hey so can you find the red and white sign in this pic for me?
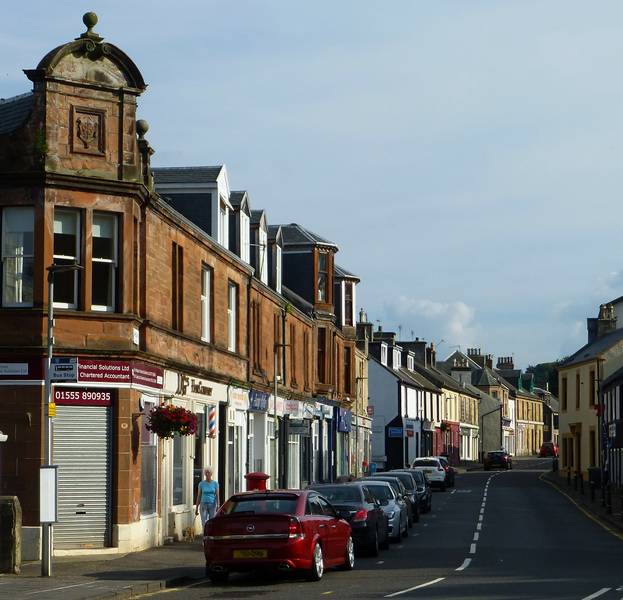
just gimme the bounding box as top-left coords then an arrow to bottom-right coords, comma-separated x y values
54,387 -> 114,406
130,362 -> 164,389
78,359 -> 130,384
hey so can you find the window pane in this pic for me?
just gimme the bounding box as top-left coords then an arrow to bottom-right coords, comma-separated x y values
2,257 -> 34,306
53,258 -> 77,305
3,207 -> 34,256
92,261 -> 113,307
54,211 -> 78,258
140,445 -> 157,514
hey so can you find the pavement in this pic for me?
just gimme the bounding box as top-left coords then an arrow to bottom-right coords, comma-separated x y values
3,456 -> 623,599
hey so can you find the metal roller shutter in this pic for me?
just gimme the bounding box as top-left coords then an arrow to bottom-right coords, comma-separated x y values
53,405 -> 112,549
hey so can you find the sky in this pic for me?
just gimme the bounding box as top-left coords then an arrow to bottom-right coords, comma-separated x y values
2,1 -> 623,368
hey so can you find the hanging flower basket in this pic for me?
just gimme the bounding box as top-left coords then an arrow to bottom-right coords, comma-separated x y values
146,404 -> 197,439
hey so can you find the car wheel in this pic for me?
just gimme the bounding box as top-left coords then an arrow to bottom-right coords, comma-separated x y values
208,570 -> 229,585
339,536 -> 355,570
367,530 -> 379,557
307,543 -> 324,581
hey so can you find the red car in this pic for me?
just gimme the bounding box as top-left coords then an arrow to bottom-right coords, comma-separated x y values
203,490 -> 354,583
539,442 -> 559,457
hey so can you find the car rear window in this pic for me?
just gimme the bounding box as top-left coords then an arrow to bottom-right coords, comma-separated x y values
223,495 -> 298,515
488,452 -> 505,457
310,487 -> 361,503
365,484 -> 395,501
390,473 -> 415,490
412,460 -> 438,467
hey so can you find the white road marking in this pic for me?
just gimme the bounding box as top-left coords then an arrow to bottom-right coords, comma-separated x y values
456,558 -> 472,571
377,560 -> 385,565
476,522 -> 482,531
451,489 -> 456,495
26,582 -> 97,595
473,532 -> 480,541
581,589 -> 611,600
385,578 -> 446,597
481,502 -> 486,508
478,514 -> 483,522
479,508 -> 485,514
470,543 -> 477,554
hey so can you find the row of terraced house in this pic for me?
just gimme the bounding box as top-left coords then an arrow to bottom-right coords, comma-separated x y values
0,15 -> 553,561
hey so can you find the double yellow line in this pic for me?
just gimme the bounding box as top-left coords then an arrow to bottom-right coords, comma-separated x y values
539,472 -> 623,542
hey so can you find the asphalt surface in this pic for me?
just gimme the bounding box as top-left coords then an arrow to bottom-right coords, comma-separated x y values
137,458 -> 623,600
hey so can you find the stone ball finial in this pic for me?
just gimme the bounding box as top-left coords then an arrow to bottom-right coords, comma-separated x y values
83,12 -> 98,32
136,119 -> 150,139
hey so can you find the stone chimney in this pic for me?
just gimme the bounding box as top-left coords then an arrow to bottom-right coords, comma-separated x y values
356,308 -> 373,348
426,343 -> 437,368
450,355 -> 472,385
467,348 -> 493,369
399,339 -> 428,366
496,356 -> 514,371
587,303 -> 617,343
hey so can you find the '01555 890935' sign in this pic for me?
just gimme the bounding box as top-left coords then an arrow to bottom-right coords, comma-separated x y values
53,388 -> 114,406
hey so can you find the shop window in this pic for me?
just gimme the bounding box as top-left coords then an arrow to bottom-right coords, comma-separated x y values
172,434 -> 185,505
201,265 -> 212,342
1,206 -> 34,307
288,434 -> 300,488
91,213 -> 118,311
228,281 -> 238,352
140,399 -> 157,515
193,411 -> 206,500
53,209 -> 80,308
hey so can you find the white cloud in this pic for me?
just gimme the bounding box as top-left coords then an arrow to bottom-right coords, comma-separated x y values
384,296 -> 478,350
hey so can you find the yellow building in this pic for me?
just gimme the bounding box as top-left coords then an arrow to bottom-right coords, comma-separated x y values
559,305 -> 623,479
515,390 -> 544,456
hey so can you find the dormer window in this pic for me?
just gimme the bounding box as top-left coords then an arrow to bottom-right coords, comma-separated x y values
344,281 -> 354,326
393,348 -> 401,370
240,212 -> 250,263
258,225 -> 268,285
218,198 -> 229,247
275,245 -> 282,294
317,252 -> 328,302
380,343 -> 388,366
407,355 -> 414,371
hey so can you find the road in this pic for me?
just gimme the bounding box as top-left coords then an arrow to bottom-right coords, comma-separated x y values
141,458 -> 623,600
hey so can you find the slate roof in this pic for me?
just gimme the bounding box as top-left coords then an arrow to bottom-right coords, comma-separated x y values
399,367 -> 441,393
0,92 -> 34,135
152,166 -> 223,184
281,285 -> 313,315
250,209 -> 265,225
561,327 -> 623,368
370,356 -> 441,392
229,191 -> 248,209
268,224 -> 282,242
473,368 -> 500,388
334,264 -> 360,282
278,223 -> 338,249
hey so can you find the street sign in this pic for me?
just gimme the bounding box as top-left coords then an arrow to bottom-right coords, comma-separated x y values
50,357 -> 77,381
388,427 -> 403,438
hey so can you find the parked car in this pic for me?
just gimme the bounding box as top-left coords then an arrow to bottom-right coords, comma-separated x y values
435,456 -> 456,487
307,483 -> 389,556
203,490 -> 354,583
539,442 -> 559,457
411,458 -> 448,490
393,469 -> 432,513
364,474 -> 419,526
361,480 -> 408,542
385,471 -> 422,522
484,450 -> 513,470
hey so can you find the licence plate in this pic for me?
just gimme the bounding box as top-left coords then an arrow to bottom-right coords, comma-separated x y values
233,549 -> 267,559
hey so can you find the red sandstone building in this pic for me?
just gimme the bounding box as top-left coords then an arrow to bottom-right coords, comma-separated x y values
0,13 -> 366,558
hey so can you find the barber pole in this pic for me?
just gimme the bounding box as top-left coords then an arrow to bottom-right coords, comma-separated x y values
208,405 -> 217,438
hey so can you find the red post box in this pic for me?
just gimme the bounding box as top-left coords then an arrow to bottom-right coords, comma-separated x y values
245,472 -> 270,491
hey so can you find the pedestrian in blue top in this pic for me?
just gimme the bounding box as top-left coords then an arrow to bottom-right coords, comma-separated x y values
195,467 -> 219,527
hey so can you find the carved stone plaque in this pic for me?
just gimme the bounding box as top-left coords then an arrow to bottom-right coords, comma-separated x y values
70,106 -> 105,156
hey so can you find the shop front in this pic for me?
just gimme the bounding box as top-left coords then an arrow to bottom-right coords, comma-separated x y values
226,386 -> 249,497
162,371 -> 224,541
460,425 -> 479,462
335,407 -> 352,478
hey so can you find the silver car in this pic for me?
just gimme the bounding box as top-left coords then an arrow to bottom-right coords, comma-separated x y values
362,480 -> 408,542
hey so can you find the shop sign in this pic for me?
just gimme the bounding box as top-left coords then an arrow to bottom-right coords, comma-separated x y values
78,359 -> 130,383
337,408 -> 352,433
0,362 -> 28,376
131,362 -> 163,389
51,357 -> 77,381
289,418 -> 311,436
285,399 -> 303,418
249,390 -> 269,412
54,387 -> 114,406
405,420 -> 415,430
388,427 -> 403,438
367,405 -> 374,417
230,387 -> 249,411
422,420 -> 435,432
0,358 -> 43,380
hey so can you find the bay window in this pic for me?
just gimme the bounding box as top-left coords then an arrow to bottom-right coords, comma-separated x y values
1,207 -> 34,307
92,213 -> 117,311
53,209 -> 80,308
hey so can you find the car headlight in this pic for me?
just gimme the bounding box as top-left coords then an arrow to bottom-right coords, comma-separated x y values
387,511 -> 395,519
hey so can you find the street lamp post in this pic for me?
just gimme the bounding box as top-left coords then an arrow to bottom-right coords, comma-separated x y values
42,262 -> 83,577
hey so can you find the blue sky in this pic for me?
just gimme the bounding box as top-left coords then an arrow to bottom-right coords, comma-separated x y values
3,2 -> 623,368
